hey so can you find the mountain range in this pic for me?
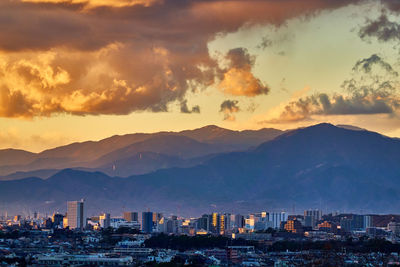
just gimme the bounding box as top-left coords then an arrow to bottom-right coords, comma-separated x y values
0,125 -> 283,179
0,123 -> 399,216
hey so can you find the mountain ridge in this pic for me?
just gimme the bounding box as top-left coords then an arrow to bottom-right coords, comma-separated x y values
0,125 -> 284,178
1,123 -> 399,216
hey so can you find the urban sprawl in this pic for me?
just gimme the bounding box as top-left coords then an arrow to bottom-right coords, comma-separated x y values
2,200 -> 400,266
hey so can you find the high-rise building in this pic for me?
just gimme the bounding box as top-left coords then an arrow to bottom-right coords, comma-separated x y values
63,217 -> 68,228
363,215 -> 373,230
340,215 -> 367,232
245,216 -> 255,231
211,212 -> 220,233
224,213 -> 232,232
304,210 -> 322,228
304,210 -> 322,220
123,212 -> 138,222
219,214 -> 226,234
52,213 -> 64,228
99,213 -> 111,228
352,215 -> 364,230
284,219 -> 303,234
340,218 -> 353,232
197,215 -> 210,232
235,214 -> 245,228
165,216 -> 179,234
153,213 -> 163,224
67,200 -> 85,230
142,211 -> 153,233
269,212 -> 287,229
14,215 -> 21,222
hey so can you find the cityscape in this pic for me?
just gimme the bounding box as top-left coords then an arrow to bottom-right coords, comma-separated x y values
3,0 -> 400,266
2,199 -> 400,265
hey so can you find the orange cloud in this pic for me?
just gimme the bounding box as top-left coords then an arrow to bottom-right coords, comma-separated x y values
21,0 -> 160,8
0,0 -> 365,118
218,48 -> 269,97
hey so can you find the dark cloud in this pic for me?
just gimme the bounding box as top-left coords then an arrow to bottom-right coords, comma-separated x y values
180,100 -> 200,114
381,0 -> 400,13
359,13 -> 400,43
353,54 -> 398,75
220,99 -> 240,121
357,0 -> 400,43
226,48 -> 256,69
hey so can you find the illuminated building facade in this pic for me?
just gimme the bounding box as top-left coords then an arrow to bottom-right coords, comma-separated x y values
67,200 -> 85,230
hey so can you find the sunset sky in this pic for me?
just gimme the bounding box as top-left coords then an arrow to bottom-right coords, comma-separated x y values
1,0 -> 400,152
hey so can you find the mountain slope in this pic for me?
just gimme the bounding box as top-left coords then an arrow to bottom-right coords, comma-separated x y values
0,149 -> 36,166
0,126 -> 283,178
1,123 -> 398,215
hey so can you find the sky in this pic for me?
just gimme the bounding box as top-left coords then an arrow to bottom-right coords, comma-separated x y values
1,0 -> 400,152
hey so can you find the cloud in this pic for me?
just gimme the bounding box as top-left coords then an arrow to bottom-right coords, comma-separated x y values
21,0 -> 160,9
0,0 -> 366,118
257,36 -> 273,50
265,93 -> 398,124
353,54 -> 398,75
359,13 -> 400,43
220,100 -> 240,121
264,55 -> 400,124
180,100 -> 200,114
219,48 -> 269,97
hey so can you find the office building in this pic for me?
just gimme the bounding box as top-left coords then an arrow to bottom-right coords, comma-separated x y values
153,212 -> 163,224
67,200 -> 85,230
52,213 -> 64,228
235,214 -> 245,229
197,215 -> 210,232
284,219 -> 303,234
211,212 -> 219,233
219,214 -> 226,234
142,211 -> 153,233
269,212 -> 287,229
165,217 -> 179,234
363,215 -> 373,230
99,213 -> 111,228
123,212 -> 138,222
304,210 -> 322,228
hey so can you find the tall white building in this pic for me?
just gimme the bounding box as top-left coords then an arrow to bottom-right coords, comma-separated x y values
304,210 -> 323,228
269,212 -> 287,229
67,200 -> 85,230
363,215 -> 372,230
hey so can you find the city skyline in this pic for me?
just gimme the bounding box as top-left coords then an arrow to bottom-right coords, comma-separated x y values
1,1 -> 400,265
1,0 -> 400,152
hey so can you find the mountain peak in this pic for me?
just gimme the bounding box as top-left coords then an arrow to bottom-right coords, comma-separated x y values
192,125 -> 230,132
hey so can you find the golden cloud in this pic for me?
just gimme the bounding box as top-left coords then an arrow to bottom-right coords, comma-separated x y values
0,0 -> 365,118
21,0 -> 160,8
